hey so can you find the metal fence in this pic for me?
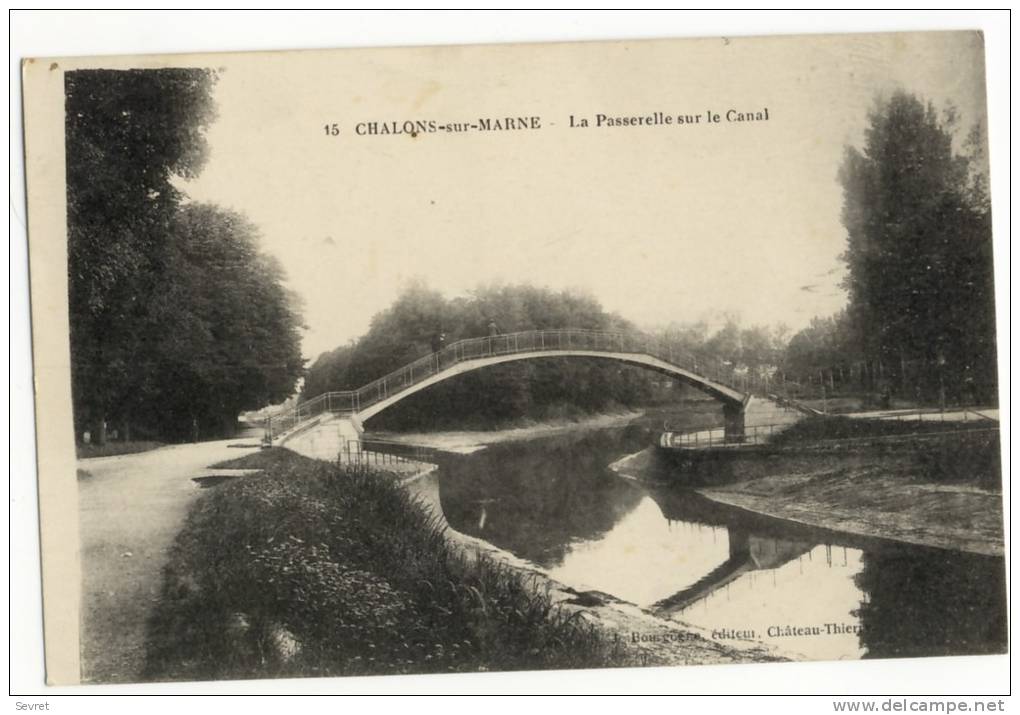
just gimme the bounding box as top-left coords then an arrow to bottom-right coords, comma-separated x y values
878,408 -> 997,424
660,423 -> 789,449
660,407 -> 998,450
268,328 -> 805,440
341,437 -> 440,466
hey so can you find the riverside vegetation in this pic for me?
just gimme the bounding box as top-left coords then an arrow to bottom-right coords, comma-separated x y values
143,448 -> 625,681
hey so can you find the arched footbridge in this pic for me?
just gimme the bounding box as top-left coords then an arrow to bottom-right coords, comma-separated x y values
267,328 -> 815,448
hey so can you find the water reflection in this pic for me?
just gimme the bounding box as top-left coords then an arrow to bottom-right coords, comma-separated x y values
439,428 -> 647,567
545,498 -> 732,606
436,428 -> 1007,661
853,549 -> 1008,659
666,540 -> 869,660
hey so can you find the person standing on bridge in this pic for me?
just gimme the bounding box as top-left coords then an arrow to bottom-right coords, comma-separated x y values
431,331 -> 446,371
486,319 -> 500,355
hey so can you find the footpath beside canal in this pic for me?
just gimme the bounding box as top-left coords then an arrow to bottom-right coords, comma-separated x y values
77,432 -> 264,683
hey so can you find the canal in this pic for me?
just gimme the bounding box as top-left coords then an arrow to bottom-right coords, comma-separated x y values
433,427 -> 1008,662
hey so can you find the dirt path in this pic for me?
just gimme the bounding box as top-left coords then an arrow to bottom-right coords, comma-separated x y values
77,432 -> 262,683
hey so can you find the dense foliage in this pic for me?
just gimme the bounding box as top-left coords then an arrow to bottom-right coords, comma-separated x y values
783,92 -> 997,404
65,69 -> 303,442
303,283 -> 677,430
143,449 -> 624,680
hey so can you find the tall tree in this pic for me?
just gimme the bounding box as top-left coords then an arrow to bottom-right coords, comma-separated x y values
838,91 -> 996,403
65,68 -> 217,442
65,70 -> 304,442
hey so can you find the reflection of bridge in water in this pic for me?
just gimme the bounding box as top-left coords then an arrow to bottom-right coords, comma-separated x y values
651,530 -> 814,615
271,328 -> 815,458
642,488 -> 820,616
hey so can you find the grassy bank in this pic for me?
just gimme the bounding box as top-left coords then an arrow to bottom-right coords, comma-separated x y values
143,448 -> 624,681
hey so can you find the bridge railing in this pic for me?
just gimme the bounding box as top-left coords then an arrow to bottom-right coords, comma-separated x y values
342,437 -> 443,465
268,328 -> 801,440
660,423 -> 789,449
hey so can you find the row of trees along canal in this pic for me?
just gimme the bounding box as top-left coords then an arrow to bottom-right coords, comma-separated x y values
67,69 -> 304,444
304,91 -> 998,423
791,91 -> 996,407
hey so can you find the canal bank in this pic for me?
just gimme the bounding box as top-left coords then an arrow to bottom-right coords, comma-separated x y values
610,427 -> 1003,557
400,460 -> 784,666
143,448 -> 633,680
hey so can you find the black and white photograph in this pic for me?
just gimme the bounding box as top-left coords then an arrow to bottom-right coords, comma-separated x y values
15,16 -> 1008,698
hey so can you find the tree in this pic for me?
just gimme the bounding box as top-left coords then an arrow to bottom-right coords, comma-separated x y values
703,316 -> 742,364
661,320 -> 709,356
65,69 -> 304,442
141,205 -> 305,439
66,68 -> 217,442
782,311 -> 861,393
838,91 -> 997,404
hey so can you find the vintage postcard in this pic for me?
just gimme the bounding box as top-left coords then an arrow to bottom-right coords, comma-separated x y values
22,30 -> 1005,688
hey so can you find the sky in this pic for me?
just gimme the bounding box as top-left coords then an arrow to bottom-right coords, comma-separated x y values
179,31 -> 988,360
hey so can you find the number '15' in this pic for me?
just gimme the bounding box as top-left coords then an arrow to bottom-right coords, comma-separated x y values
324,123 -> 340,136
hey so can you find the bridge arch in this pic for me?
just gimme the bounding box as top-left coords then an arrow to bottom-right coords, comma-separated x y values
269,329 -> 797,445
356,349 -> 746,423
